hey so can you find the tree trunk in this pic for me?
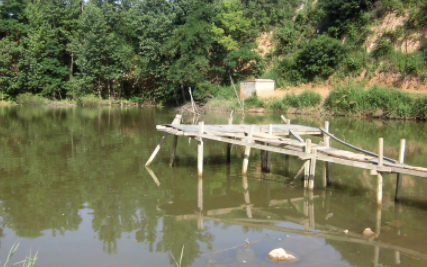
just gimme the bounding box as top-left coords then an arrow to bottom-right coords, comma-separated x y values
69,53 -> 73,81
98,78 -> 101,99
181,83 -> 187,102
108,81 -> 111,105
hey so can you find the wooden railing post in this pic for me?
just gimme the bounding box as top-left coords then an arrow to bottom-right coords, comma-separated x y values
377,138 -> 384,206
304,139 -> 312,188
197,122 -> 204,177
242,126 -> 254,174
395,139 -> 406,202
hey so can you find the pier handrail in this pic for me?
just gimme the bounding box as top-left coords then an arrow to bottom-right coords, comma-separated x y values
320,128 -> 396,164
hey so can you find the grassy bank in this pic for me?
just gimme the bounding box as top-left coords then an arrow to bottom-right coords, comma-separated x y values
205,83 -> 427,119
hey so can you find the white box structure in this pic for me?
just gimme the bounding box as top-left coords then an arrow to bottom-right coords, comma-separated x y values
240,79 -> 275,99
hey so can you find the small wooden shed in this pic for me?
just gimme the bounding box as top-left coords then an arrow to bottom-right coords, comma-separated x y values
240,79 -> 275,99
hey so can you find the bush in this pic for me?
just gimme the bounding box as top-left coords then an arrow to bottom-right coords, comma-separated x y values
295,35 -> 346,81
268,98 -> 289,112
324,84 -> 427,118
260,70 -> 285,88
283,90 -> 322,108
16,93 -> 48,105
77,95 -> 102,106
244,96 -> 265,108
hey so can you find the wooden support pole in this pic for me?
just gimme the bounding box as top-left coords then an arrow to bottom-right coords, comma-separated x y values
308,190 -> 315,229
242,126 -> 255,174
309,149 -> 317,189
323,121 -> 330,147
169,115 -> 182,167
145,133 -> 169,167
377,138 -> 384,206
226,117 -> 233,163
265,124 -> 273,172
395,139 -> 406,202
198,122 -> 204,177
242,175 -> 252,218
281,115 -> 291,124
146,115 -> 181,167
304,139 -> 312,188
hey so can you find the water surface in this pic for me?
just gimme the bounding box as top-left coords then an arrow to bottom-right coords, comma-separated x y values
1,106 -> 427,266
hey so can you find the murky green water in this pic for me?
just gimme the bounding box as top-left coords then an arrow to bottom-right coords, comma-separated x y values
1,106 -> 427,266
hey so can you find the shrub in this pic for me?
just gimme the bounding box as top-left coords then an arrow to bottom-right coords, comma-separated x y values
295,35 -> 346,81
268,98 -> 288,112
244,96 -> 265,108
323,84 -> 427,118
16,93 -> 48,105
77,95 -> 102,106
283,90 -> 322,108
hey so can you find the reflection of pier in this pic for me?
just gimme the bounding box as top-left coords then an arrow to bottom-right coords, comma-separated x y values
146,115 -> 427,205
146,167 -> 427,264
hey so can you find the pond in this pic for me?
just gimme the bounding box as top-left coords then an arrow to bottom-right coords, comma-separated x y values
1,106 -> 427,266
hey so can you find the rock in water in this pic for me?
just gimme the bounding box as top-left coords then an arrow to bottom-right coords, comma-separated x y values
268,248 -> 297,263
363,228 -> 376,237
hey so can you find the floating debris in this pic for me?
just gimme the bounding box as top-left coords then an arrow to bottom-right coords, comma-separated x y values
363,228 -> 376,237
268,248 -> 297,263
343,230 -> 349,234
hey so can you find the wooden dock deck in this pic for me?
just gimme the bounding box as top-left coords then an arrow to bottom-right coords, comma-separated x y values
146,114 -> 427,205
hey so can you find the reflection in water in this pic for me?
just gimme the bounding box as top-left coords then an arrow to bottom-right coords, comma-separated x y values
1,106 -> 427,266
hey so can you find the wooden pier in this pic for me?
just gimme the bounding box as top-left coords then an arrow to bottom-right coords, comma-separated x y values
146,114 -> 427,205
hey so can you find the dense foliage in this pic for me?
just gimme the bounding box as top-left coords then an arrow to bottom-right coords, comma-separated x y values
1,0 -> 426,104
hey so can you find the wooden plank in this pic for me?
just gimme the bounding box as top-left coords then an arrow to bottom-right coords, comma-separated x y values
290,129 -> 304,143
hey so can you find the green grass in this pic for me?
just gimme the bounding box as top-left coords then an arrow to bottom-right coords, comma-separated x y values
1,241 -> 38,267
283,90 -> 322,108
76,95 -> 102,107
16,93 -> 49,105
324,83 -> 427,119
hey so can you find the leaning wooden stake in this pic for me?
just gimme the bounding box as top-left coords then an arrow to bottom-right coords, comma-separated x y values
198,122 -> 204,176
242,125 -> 255,174
280,115 -> 290,124
377,138 -> 384,206
304,139 -> 312,188
395,139 -> 406,202
145,133 -> 169,167
146,115 -> 181,167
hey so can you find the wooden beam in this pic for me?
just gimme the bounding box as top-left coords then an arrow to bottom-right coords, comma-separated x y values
242,126 -> 254,174
290,129 -> 304,143
169,115 -> 182,167
395,139 -> 406,201
146,115 -> 181,167
198,122 -> 204,176
378,138 -> 384,206
304,139 -> 312,188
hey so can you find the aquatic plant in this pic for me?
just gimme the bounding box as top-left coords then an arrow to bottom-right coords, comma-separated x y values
170,245 -> 184,267
1,241 -> 38,267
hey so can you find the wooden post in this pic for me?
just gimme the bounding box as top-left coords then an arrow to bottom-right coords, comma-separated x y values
197,122 -> 204,177
169,115 -> 182,167
309,149 -> 317,189
266,124 -> 272,172
395,139 -> 406,202
226,117 -> 233,163
377,138 -> 384,206
281,115 -> 290,124
145,133 -> 169,167
323,121 -> 331,186
243,175 -> 252,218
304,139 -> 312,188
242,126 -> 254,174
323,121 -> 330,147
197,176 -> 203,230
145,115 -> 181,167
308,190 -> 315,229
